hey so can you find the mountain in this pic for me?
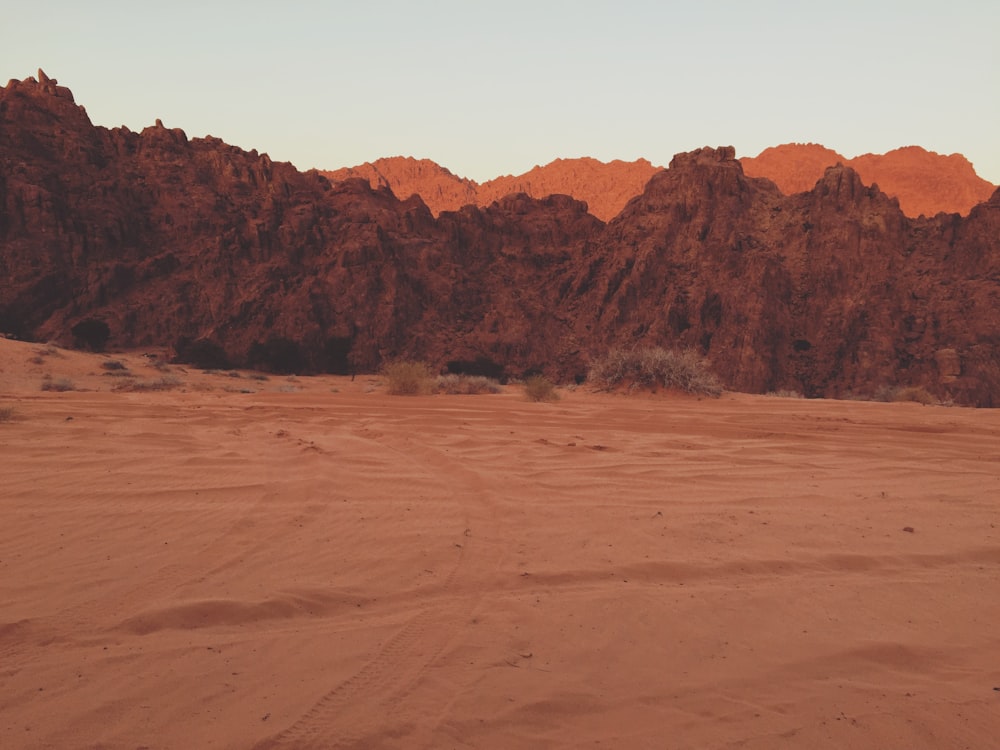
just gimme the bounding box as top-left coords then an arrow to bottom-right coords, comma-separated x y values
327,146 -> 996,221
322,156 -> 661,222
3,72 -> 1000,405
742,143 -> 996,217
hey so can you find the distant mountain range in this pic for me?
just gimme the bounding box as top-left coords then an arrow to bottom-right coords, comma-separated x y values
323,145 -> 995,221
3,71 -> 999,405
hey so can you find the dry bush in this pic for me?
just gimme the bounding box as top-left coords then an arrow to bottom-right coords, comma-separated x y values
524,375 -> 559,402
588,347 -> 722,396
766,389 -> 805,399
41,377 -> 75,392
0,405 -> 15,423
873,385 -> 937,405
893,386 -> 937,405
101,359 -> 127,371
114,374 -> 183,392
383,360 -> 433,395
435,374 -> 502,395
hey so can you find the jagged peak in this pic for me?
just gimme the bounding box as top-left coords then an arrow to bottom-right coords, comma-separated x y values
668,146 -> 738,170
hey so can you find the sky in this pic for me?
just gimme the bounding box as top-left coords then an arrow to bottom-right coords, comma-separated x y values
3,0 -> 999,183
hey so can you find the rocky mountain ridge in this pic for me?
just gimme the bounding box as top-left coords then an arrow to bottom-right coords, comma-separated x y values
322,156 -> 661,222
325,146 -> 995,221
3,71 -> 999,405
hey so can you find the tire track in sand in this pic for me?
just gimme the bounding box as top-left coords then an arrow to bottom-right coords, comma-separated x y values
253,408 -> 508,750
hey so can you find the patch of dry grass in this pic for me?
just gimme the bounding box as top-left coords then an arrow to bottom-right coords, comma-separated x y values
434,374 -> 503,395
113,375 -> 183,392
383,360 -> 433,395
524,375 -> 559,402
588,347 -> 722,397
41,377 -> 76,392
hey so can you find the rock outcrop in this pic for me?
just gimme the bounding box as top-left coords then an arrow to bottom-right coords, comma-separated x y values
742,143 -> 997,217
3,74 -> 999,405
322,156 -> 661,222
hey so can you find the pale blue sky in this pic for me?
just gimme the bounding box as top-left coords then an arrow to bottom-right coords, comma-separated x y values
4,1 -> 998,183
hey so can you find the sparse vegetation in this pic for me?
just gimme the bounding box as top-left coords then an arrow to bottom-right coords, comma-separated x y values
766,389 -> 805,399
434,374 -> 503,395
0,405 -> 15,423
101,359 -> 127,371
524,374 -> 559,402
588,347 -> 722,397
41,377 -> 76,392
383,360 -> 433,395
876,385 -> 937,405
114,374 -> 183,392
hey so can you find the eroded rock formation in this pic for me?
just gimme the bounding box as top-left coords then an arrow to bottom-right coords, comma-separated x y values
323,156 -> 661,222
742,143 -> 996,218
3,74 -> 999,404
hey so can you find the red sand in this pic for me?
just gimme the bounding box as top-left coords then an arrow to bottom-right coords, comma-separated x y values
2,339 -> 999,749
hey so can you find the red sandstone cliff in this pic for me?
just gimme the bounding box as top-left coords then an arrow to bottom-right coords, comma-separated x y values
328,146 -> 995,221
323,156 -> 660,222
4,72 -> 1000,405
742,143 -> 996,217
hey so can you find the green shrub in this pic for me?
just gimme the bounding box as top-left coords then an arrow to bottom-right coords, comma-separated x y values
383,360 -> 433,395
434,374 -> 502,395
588,347 -> 722,396
524,375 -> 559,402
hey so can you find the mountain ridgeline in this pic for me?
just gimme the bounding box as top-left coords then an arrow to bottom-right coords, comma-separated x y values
2,72 -> 999,404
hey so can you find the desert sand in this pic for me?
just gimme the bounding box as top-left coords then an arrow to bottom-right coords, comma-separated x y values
1,338 -> 999,749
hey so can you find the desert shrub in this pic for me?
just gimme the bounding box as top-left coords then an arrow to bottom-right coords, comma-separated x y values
524,375 -> 559,402
71,318 -> 110,351
41,377 -> 75,392
434,374 -> 503,395
115,375 -> 182,392
588,347 -> 722,396
383,360 -> 433,395
101,359 -> 127,371
766,389 -> 804,398
893,386 -> 937,405
0,405 -> 15,423
872,385 -> 937,405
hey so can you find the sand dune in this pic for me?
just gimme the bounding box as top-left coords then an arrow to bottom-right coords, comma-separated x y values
2,339 -> 999,749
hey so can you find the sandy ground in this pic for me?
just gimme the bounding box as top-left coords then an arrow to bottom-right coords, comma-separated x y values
1,338 -> 999,750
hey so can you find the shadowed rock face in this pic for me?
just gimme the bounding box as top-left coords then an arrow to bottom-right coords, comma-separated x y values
2,74 -> 999,405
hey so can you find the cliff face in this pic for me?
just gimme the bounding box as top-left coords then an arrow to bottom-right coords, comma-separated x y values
742,143 -> 997,218
570,147 -> 1000,404
327,145 -> 996,222
3,73 -> 999,405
